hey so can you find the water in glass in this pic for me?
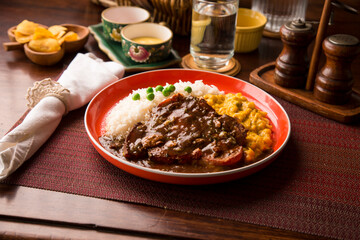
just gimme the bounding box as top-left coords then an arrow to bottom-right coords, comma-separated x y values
190,0 -> 238,69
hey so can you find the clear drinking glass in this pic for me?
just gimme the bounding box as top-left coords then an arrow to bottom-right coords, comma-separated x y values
190,0 -> 239,70
251,0 -> 308,33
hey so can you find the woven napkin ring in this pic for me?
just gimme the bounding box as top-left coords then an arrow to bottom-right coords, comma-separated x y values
26,78 -> 71,115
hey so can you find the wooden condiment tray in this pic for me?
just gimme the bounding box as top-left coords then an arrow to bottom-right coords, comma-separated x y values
249,62 -> 360,123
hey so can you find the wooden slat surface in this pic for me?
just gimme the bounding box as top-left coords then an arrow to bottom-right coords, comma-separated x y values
0,184 -> 328,240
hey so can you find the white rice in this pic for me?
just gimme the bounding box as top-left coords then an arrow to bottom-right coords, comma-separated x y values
104,80 -> 223,140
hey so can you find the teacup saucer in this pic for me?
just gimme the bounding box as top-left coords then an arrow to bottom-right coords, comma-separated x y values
88,23 -> 182,72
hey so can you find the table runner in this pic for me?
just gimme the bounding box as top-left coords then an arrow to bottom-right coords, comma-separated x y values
1,97 -> 359,240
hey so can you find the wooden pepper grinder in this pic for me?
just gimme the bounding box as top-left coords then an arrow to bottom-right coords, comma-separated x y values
275,19 -> 315,88
314,34 -> 360,105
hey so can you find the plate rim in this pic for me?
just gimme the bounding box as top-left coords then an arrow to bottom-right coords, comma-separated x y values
84,69 -> 291,179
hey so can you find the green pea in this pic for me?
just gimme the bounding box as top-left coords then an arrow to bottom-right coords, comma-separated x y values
132,93 -> 140,100
162,89 -> 171,97
146,93 -> 155,101
146,87 -> 154,93
168,84 -> 176,92
155,85 -> 164,92
184,86 -> 192,93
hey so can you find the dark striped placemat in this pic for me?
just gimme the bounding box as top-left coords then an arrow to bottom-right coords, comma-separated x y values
2,98 -> 360,240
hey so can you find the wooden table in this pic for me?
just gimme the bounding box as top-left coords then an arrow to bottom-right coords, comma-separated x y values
1,0 -> 359,239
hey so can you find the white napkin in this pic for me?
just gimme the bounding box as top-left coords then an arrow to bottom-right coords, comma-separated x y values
0,53 -> 124,180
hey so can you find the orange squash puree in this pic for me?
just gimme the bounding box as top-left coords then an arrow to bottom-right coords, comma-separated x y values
204,93 -> 273,163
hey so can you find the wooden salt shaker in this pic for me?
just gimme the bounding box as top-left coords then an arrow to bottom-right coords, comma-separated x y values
314,34 -> 360,105
275,19 -> 314,88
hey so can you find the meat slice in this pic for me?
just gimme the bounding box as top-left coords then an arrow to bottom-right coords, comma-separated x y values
123,93 -> 247,166
122,122 -> 148,159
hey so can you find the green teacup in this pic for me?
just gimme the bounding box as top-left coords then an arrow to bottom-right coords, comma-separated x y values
121,23 -> 173,63
101,6 -> 150,42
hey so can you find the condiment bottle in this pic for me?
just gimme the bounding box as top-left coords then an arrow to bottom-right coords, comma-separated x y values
314,34 -> 360,105
275,19 -> 314,88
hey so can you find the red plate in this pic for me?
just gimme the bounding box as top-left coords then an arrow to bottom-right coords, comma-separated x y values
85,69 -> 291,185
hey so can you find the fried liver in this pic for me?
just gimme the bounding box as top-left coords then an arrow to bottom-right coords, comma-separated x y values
123,94 -> 247,166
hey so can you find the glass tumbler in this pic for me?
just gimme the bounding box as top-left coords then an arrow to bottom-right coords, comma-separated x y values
252,0 -> 308,33
190,0 -> 239,70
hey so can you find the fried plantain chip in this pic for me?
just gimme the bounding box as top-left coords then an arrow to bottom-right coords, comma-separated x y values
28,38 -> 61,52
58,31 -> 78,44
16,20 -> 38,36
56,30 -> 67,39
32,27 -> 56,40
14,31 -> 33,43
48,25 -> 68,38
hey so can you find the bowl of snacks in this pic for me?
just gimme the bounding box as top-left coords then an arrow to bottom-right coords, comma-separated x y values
7,20 -> 47,43
120,22 -> 173,63
4,20 -> 88,65
24,33 -> 65,66
53,24 -> 89,53
5,20 -> 48,50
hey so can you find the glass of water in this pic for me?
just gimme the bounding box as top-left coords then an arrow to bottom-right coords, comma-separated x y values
190,0 -> 239,70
